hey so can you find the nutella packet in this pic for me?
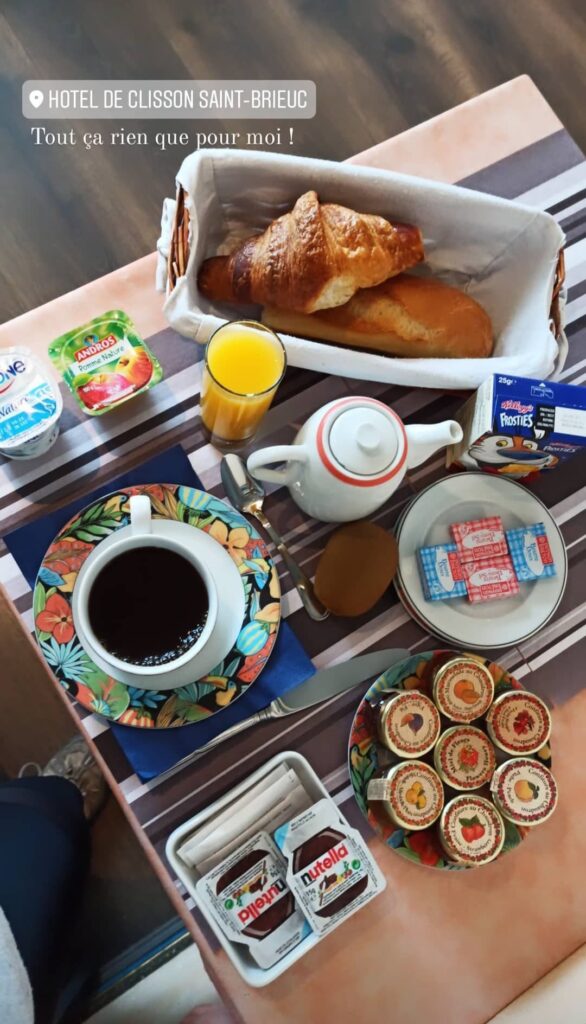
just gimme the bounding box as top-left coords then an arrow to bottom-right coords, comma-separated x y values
196,831 -> 310,970
274,799 -> 386,937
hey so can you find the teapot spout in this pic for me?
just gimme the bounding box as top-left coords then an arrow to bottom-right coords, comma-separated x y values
405,420 -> 463,470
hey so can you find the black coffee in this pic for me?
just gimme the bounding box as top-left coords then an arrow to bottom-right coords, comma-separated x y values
88,547 -> 209,666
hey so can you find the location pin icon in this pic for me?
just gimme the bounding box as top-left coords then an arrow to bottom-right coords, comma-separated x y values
29,90 -> 44,109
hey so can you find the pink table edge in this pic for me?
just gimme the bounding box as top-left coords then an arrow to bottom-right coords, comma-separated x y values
0,75 -> 578,1024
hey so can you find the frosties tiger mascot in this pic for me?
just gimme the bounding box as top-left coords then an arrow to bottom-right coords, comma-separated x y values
446,376 -> 584,479
468,434 -> 559,476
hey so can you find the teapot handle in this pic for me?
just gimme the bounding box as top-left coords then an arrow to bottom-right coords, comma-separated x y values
247,445 -> 307,486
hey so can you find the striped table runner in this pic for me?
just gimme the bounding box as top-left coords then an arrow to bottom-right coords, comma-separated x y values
104,127 -> 586,874
1,81 -> 585,1023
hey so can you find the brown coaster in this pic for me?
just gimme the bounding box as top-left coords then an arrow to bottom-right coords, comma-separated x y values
314,520 -> 398,617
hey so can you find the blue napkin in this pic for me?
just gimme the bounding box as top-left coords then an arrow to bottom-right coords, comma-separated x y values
116,621 -> 312,780
4,445 -> 315,781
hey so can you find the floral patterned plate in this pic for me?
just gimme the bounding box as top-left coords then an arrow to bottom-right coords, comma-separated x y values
34,484 -> 280,728
348,650 -> 552,869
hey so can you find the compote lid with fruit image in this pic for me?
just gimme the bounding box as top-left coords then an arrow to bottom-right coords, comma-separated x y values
376,690 -> 441,758
367,761 -> 444,831
439,794 -> 505,866
486,691 -> 551,755
433,725 -> 496,791
491,759 -> 558,826
48,309 -> 163,416
432,656 -> 494,722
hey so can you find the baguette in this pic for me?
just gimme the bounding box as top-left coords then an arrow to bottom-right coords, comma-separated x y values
263,274 -> 493,359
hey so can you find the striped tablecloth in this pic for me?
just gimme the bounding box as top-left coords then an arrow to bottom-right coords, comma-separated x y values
1,77 -> 585,1024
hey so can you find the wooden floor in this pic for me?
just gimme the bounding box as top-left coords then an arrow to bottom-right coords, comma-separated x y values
1,0 -> 586,1003
1,0 -> 586,320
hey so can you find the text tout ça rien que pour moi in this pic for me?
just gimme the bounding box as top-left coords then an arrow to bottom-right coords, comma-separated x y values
30,126 -> 295,151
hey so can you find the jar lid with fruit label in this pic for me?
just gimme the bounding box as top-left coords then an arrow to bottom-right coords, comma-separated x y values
432,657 -> 494,722
491,759 -> 558,826
433,726 -> 496,791
486,691 -> 551,755
367,761 -> 444,831
439,794 -> 505,866
376,690 -> 441,758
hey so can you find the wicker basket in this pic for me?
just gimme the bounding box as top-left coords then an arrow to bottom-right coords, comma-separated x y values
167,184 -> 566,345
167,185 -> 191,290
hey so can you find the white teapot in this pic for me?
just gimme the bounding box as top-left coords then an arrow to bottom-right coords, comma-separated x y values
247,396 -> 463,523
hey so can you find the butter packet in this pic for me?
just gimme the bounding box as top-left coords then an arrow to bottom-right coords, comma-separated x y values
460,554 -> 520,603
195,831 -> 309,970
48,310 -> 162,415
451,515 -> 508,563
505,523 -> 556,582
417,542 -> 467,601
274,799 -> 386,937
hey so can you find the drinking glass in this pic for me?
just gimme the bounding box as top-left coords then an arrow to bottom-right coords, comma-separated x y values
200,320 -> 287,448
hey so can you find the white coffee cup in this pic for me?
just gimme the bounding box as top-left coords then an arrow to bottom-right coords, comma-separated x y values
73,495 -> 220,690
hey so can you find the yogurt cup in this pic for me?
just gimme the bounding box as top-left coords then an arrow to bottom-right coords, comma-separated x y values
0,348 -> 62,459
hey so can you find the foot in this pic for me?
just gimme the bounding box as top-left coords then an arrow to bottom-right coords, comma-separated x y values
41,736 -> 108,821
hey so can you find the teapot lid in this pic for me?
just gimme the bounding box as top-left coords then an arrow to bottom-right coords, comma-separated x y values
318,397 -> 407,485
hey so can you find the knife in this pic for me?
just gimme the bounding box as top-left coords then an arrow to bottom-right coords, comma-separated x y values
157,647 -> 409,781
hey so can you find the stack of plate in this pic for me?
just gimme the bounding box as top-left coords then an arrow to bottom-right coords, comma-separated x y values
394,474 -> 567,650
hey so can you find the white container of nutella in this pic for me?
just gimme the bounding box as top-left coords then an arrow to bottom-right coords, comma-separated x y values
0,348 -> 62,459
166,751 -> 389,987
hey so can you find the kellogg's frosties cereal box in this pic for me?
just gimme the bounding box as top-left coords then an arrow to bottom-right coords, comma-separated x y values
49,310 -> 162,415
447,375 -> 586,478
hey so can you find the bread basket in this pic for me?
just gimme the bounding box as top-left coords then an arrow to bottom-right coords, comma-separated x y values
157,149 -> 567,389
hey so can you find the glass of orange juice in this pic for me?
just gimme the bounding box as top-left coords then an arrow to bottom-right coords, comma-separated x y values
200,320 -> 286,448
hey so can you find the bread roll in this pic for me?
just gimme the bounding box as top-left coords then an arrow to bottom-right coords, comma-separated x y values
263,274 -> 493,359
198,191 -> 424,314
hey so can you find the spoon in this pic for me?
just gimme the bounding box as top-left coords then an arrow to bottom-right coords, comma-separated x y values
220,454 -> 329,621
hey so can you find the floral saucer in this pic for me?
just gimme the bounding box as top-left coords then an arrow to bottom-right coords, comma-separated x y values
34,484 -> 280,728
348,650 -> 552,869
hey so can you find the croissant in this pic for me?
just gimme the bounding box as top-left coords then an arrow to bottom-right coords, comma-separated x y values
197,190 -> 424,314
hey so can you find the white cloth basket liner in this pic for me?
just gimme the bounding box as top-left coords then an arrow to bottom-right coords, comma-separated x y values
157,148 -> 566,389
